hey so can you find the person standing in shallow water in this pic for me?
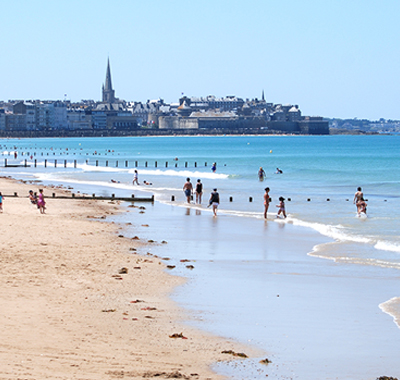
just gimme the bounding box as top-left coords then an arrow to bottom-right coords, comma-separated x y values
195,179 -> 203,204
263,187 -> 270,219
208,188 -> 220,216
132,170 -> 139,185
276,196 -> 286,218
211,162 -> 217,173
183,178 -> 193,203
353,187 -> 363,213
258,167 -> 266,181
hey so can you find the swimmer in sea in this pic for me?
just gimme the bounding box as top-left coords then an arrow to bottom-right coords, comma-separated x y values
258,167 -> 266,181
211,162 -> 217,173
357,197 -> 367,215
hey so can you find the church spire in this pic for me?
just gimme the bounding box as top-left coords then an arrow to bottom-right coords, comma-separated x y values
261,89 -> 265,102
102,58 -> 115,103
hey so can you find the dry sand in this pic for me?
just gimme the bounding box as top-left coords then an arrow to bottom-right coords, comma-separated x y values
0,177 -> 258,380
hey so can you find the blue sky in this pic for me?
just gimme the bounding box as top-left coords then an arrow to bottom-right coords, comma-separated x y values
1,0 -> 399,120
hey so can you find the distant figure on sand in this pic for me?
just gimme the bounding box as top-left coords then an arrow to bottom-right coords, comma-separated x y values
37,189 -> 46,214
258,167 -> 266,181
353,187 -> 364,213
357,197 -> 367,215
276,196 -> 286,218
132,170 -> 139,185
211,162 -> 217,173
0,192 -> 3,212
263,187 -> 270,219
195,179 -> 203,204
29,190 -> 37,205
183,178 -> 193,203
208,188 -> 220,216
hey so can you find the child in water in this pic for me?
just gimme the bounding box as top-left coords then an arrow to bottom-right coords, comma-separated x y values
276,196 -> 286,218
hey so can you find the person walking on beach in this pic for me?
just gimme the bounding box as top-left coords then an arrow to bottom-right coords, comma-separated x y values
195,179 -> 203,204
263,187 -> 270,219
0,192 -> 3,213
276,196 -> 286,218
37,189 -> 46,214
211,162 -> 217,173
353,187 -> 363,213
258,167 -> 266,181
132,170 -> 139,185
183,178 -> 193,203
208,188 -> 220,216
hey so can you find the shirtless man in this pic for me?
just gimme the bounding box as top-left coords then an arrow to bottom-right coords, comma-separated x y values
183,178 -> 193,203
353,187 -> 363,213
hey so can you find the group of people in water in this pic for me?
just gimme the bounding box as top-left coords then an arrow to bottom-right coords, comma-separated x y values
182,178 -> 220,216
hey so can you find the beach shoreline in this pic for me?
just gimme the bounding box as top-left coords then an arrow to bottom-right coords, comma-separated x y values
0,176 -> 262,380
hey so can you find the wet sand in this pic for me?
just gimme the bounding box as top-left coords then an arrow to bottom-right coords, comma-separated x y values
121,201 -> 400,379
0,177 -> 260,380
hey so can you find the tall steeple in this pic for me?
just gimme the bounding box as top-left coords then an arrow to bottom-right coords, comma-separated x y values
102,58 -> 115,103
261,89 -> 265,102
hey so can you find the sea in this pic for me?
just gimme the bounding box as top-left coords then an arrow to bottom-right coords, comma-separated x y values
1,134 -> 400,379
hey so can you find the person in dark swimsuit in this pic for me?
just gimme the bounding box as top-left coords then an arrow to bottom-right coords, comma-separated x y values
195,179 -> 203,204
208,188 -> 220,216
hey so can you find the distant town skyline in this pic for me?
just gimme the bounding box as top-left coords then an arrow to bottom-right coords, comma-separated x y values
1,0 -> 400,120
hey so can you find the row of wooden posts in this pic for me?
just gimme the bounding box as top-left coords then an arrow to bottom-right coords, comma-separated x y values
3,192 -> 154,202
170,196 -> 369,202
3,158 -> 208,168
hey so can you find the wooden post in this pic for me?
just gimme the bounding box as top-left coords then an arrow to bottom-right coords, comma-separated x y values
4,159 -> 7,166
165,162 -> 168,167
14,192 -> 18,197
54,160 -> 57,168
74,160 -> 77,168
64,160 -> 67,168
96,160 -> 98,167
249,197 -> 253,202
116,161 -> 118,167
52,193 -> 56,198
106,161 -> 108,167
171,195 -> 175,201
34,159 -> 37,168
131,194 -> 135,199
145,161 -> 148,167
111,193 -> 115,198
229,197 -> 233,202
185,162 -> 188,168
24,159 -> 27,167
125,161 -> 128,167
194,162 -> 197,167
135,161 -> 138,167
175,163 -> 178,167
44,160 -> 47,168
92,193 -> 96,198
155,161 -> 157,167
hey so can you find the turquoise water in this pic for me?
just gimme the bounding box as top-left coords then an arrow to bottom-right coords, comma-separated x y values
2,135 -> 400,378
1,135 -> 399,263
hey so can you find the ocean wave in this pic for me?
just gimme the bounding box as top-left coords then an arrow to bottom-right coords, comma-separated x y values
374,241 -> 400,253
379,297 -> 400,330
288,217 -> 371,244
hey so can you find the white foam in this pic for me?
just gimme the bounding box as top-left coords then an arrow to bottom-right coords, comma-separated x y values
375,241 -> 400,253
379,297 -> 400,329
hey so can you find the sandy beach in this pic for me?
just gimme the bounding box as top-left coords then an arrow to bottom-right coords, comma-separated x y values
0,177 -> 260,380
